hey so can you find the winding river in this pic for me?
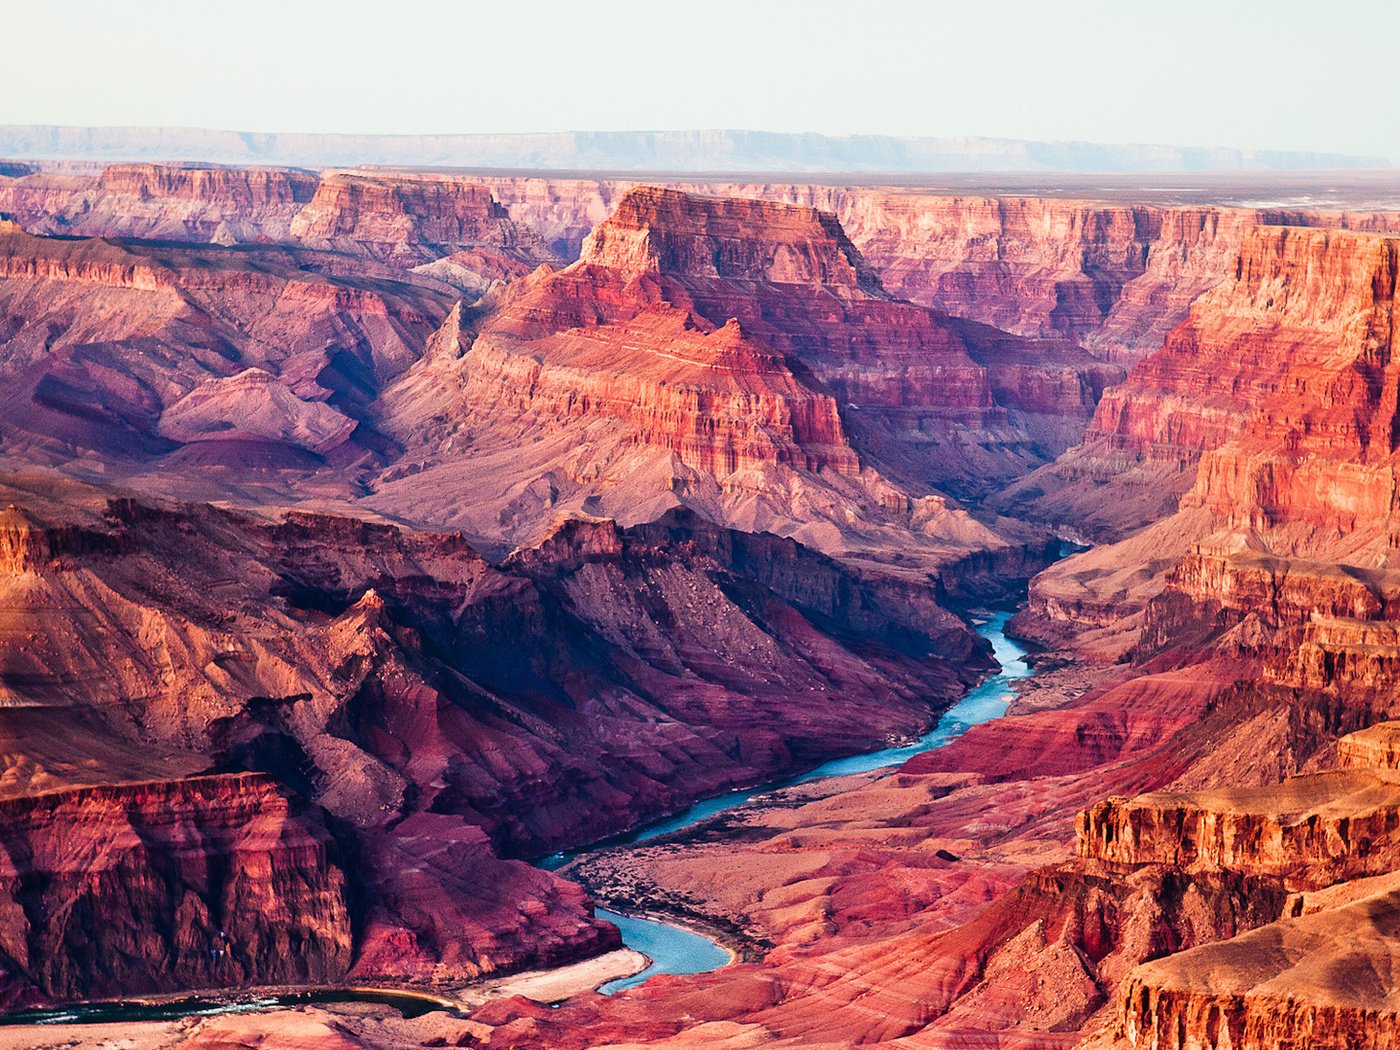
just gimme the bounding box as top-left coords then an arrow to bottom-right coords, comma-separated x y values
4,612 -> 1030,1022
578,610 -> 1031,993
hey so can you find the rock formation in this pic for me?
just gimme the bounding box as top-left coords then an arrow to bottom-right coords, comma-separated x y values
3,158 -> 1400,1048
0,470 -> 999,1005
9,161 -> 1397,365
0,774 -> 352,1005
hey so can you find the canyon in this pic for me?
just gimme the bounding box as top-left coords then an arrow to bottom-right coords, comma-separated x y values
0,157 -> 1399,1049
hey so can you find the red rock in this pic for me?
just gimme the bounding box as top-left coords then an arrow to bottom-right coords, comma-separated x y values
11,162 -> 1400,1047
0,221 -> 452,473
1108,882 -> 1400,1050
0,473 -> 998,1003
0,773 -> 351,1005
368,187 -> 1113,596
1078,770 -> 1400,889
1339,721 -> 1400,769
288,171 -> 555,271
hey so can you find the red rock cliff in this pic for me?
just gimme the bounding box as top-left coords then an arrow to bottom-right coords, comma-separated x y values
0,773 -> 352,1006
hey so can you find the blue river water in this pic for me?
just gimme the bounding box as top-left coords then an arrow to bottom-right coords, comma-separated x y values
593,909 -> 734,994
0,989 -> 457,1026
576,611 -> 1030,993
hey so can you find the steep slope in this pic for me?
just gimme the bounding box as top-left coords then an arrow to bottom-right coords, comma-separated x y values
0,186 -> 1119,588
452,226 -> 1400,1050
0,774 -> 353,1005
9,162 -> 1399,380
287,170 -> 556,276
374,187 -> 1111,585
0,163 -> 318,244
0,164 -> 558,297
0,222 -> 454,482
0,473 -> 990,1005
1020,226 -> 1400,648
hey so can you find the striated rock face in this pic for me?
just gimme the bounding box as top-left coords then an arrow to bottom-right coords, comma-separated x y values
1174,229 -> 1400,547
463,303 -> 860,478
1077,770 -> 1400,890
288,171 -> 554,270
802,195 -> 1237,358
579,185 -> 882,288
0,773 -> 351,1005
477,177 -> 1400,363
1339,721 -> 1400,769
1012,226 -> 1400,539
0,164 -> 557,298
5,162 -> 1399,355
0,184 -> 1111,586
370,185 -> 1105,583
1018,226 -> 1400,659
828,197 -> 1400,361
970,223 -> 1400,1050
0,221 -> 453,474
467,177 -> 1400,359
0,473 -> 993,1002
1112,883 -> 1400,1050
14,160 -> 1400,1045
0,163 -> 318,245
572,189 -> 1119,498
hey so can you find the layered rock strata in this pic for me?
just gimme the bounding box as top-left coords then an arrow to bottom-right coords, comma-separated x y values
0,774 -> 352,1005
372,187 -> 1113,586
0,473 -> 989,1004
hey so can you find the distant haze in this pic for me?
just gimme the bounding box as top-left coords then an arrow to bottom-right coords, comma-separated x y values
0,126 -> 1385,174
4,0 -> 1398,167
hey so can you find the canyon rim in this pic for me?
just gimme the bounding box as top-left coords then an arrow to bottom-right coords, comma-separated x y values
2,2 -> 1400,1048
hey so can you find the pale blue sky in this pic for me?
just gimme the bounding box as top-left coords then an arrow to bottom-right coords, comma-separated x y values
6,0 -> 1397,159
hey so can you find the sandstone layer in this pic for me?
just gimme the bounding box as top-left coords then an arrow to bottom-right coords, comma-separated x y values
3,159 -> 1400,1048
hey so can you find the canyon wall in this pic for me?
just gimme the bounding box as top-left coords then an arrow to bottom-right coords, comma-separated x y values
7,162 -> 1400,367
4,157 -> 1400,1045
1022,225 -> 1400,651
0,774 -> 352,1005
0,473 -> 1001,1003
369,185 -> 1105,585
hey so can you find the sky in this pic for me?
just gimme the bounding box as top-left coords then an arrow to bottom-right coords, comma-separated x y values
5,0 -> 1398,161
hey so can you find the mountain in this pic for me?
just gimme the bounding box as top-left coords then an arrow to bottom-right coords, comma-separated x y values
0,125 -> 1388,172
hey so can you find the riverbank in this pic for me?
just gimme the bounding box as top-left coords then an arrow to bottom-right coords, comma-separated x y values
555,610 -> 1034,985
455,948 -> 650,1006
0,610 -> 1035,1033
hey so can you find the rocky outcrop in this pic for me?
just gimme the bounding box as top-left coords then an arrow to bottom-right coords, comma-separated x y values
1339,722 -> 1400,770
0,773 -> 351,1006
0,222 -> 453,473
460,305 -> 861,477
1077,770 -> 1400,890
1174,230 -> 1400,546
1109,879 -> 1400,1050
0,163 -> 316,245
157,368 -> 358,454
1015,226 -> 1400,663
0,474 -> 997,1003
579,186 -> 883,289
1010,226 -> 1400,539
288,171 -> 555,271
6,162 -> 1399,356
372,186 -> 1090,580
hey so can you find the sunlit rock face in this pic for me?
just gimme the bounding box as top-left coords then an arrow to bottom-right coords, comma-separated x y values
5,154 -> 1400,1049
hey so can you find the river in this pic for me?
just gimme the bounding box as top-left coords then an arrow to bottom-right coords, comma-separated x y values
5,611 -> 1029,1021
578,610 -> 1031,993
